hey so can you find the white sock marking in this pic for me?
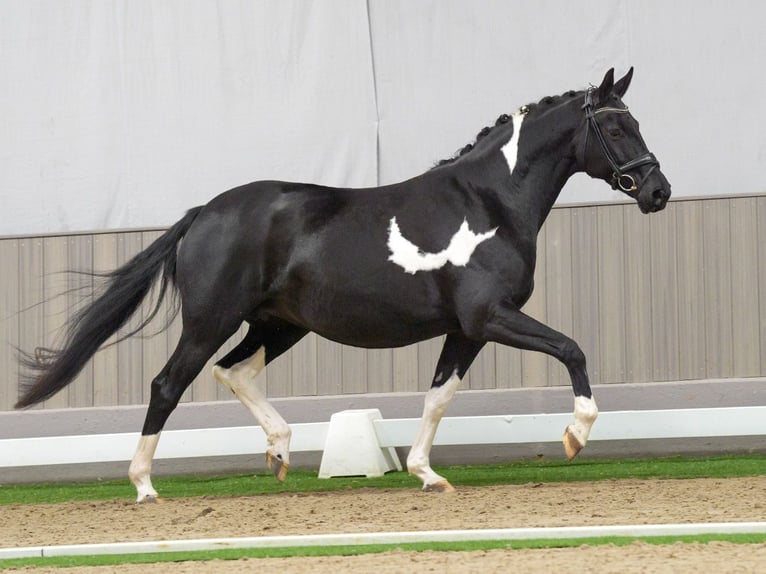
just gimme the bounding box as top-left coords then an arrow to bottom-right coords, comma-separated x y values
128,434 -> 160,503
407,372 -> 461,488
212,347 -> 291,464
569,395 -> 599,447
388,218 -> 497,274
501,111 -> 526,174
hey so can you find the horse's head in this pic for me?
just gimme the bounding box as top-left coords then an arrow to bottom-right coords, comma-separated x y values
577,68 -> 671,213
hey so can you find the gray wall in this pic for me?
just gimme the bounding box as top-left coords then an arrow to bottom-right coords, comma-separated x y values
3,195 -> 765,412
2,1 -> 766,235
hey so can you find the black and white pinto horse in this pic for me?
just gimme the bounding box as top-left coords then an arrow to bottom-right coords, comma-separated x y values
17,68 -> 671,502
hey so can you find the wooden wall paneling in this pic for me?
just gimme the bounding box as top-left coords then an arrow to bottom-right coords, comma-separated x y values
91,235 -> 119,406
17,238 -> 44,410
597,206 -> 627,384
622,205 -> 655,383
703,200 -> 734,378
291,334 -> 319,396
66,235 -> 95,407
758,197 -> 766,374
4,195 -> 764,413
392,343 -> 419,392
649,204 -> 680,382
116,233 -> 145,405
729,198 -> 761,376
42,236 -> 71,409
341,345 -> 368,394
543,209 -> 574,387
521,227 -> 548,387
139,230 -> 169,405
265,345 -> 292,398
494,344 -> 523,389
569,207 -> 601,384
674,202 -> 707,380
316,336 -> 343,396
0,239 -> 20,410
467,340 -> 496,390
366,348 -> 393,394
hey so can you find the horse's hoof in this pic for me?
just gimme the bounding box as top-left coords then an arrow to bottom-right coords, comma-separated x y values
266,452 -> 289,482
136,494 -> 161,505
563,426 -> 583,460
423,480 -> 456,493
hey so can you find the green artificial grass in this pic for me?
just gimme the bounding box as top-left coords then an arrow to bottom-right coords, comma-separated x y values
1,454 -> 764,506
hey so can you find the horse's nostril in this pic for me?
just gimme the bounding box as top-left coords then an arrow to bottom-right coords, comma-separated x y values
652,188 -> 667,206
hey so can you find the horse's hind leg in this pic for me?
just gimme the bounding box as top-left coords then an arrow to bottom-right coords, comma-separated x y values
407,333 -> 484,492
129,330 -> 227,503
212,320 -> 308,482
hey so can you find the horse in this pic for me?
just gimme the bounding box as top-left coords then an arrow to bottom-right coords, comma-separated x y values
16,68 -> 671,502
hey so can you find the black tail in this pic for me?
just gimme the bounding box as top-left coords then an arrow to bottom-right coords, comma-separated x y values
15,206 -> 204,409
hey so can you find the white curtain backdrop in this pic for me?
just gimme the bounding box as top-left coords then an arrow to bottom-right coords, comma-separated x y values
0,0 -> 378,235
1,0 -> 764,235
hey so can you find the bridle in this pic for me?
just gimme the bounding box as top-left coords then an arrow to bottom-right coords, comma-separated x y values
581,88 -> 659,196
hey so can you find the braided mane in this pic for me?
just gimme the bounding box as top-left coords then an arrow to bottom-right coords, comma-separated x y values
432,90 -> 581,169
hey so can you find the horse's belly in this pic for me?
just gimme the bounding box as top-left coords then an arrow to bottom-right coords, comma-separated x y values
314,319 -> 452,349
316,315 -> 452,348
275,284 -> 454,349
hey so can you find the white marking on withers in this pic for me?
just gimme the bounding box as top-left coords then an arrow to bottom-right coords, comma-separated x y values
569,395 -> 599,447
128,434 -> 160,503
212,347 -> 292,467
388,218 -> 497,274
501,111 -> 526,174
407,372 -> 461,489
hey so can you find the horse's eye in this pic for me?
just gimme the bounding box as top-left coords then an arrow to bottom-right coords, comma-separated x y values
608,127 -> 624,138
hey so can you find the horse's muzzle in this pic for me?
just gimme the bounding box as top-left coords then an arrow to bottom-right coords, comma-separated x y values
638,171 -> 671,213
650,187 -> 670,212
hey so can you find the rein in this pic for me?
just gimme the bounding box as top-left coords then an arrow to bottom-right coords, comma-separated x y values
581,88 -> 659,196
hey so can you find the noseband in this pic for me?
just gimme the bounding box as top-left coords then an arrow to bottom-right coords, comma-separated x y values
581,88 -> 659,196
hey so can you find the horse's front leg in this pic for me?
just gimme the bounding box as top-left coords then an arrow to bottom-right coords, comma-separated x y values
482,302 -> 598,459
407,333 -> 484,492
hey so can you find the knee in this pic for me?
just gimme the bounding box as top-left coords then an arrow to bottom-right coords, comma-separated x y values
458,303 -> 493,341
560,339 -> 586,371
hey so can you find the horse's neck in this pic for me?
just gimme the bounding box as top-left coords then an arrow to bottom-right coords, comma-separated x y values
510,110 -> 580,231
520,152 -> 578,231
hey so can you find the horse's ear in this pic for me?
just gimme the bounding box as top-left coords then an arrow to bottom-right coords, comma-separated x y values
597,68 -> 615,102
613,67 -> 634,98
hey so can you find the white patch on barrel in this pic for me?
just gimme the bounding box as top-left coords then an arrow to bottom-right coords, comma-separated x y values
501,111 -> 526,174
388,218 -> 497,274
